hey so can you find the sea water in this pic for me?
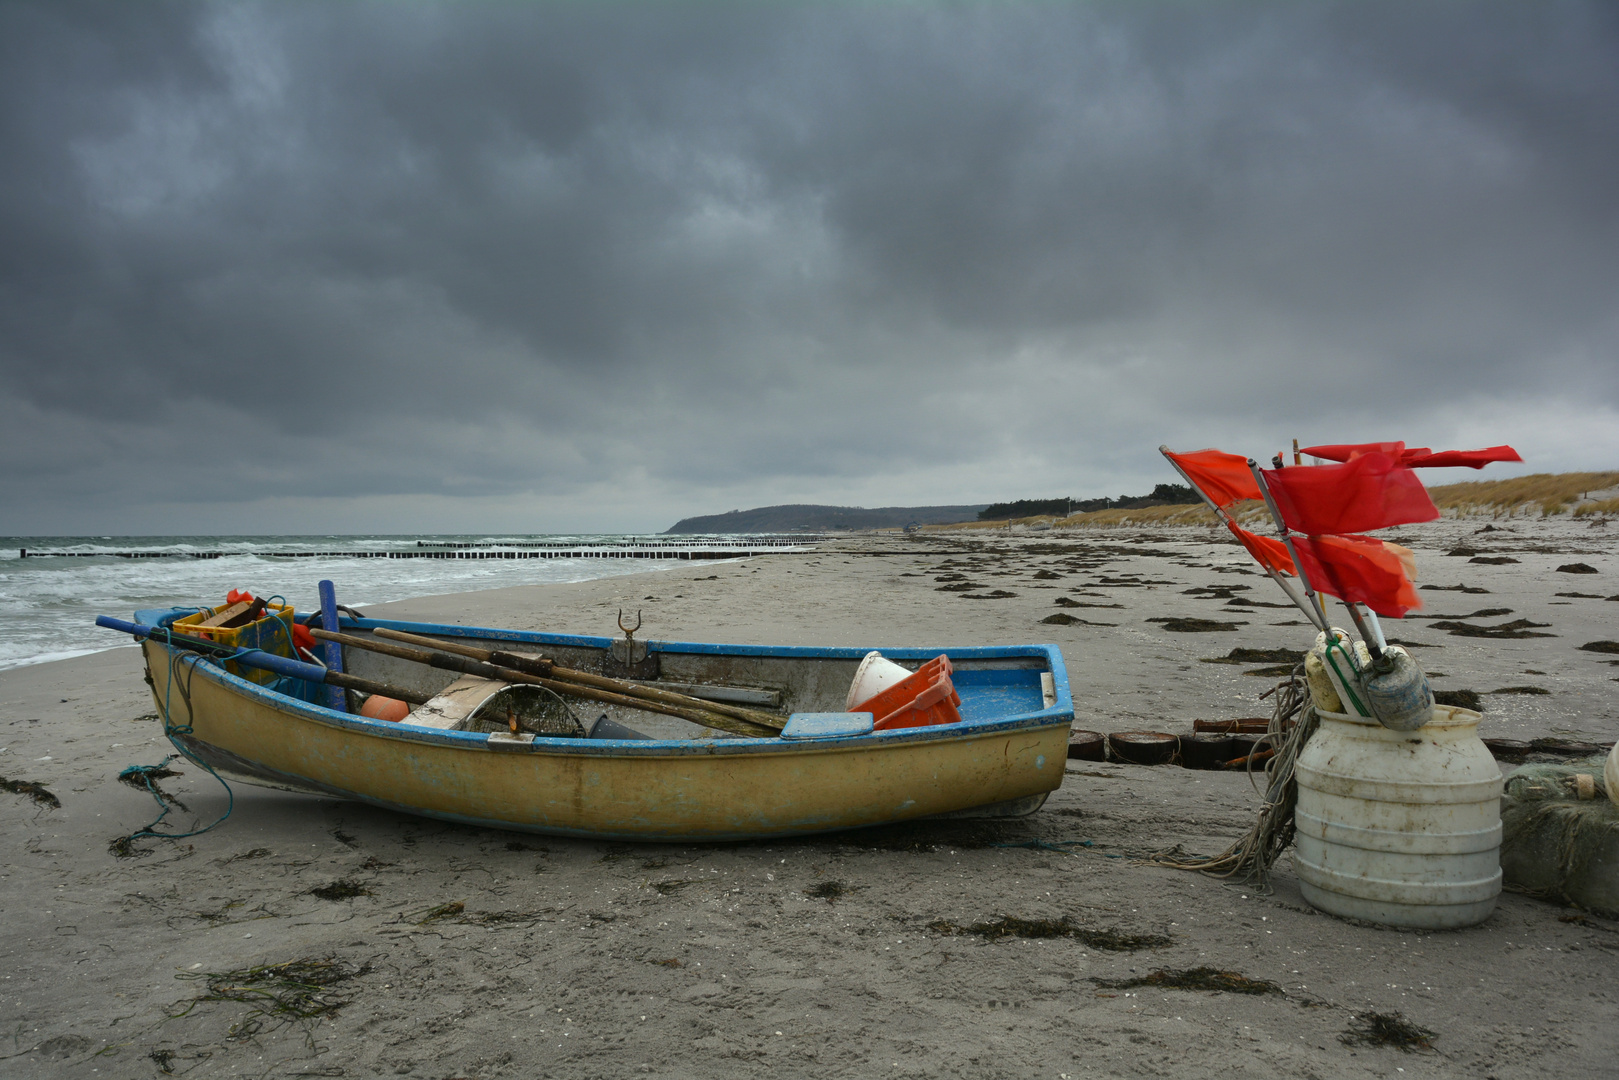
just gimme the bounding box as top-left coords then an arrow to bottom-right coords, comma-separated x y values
0,534 -> 738,670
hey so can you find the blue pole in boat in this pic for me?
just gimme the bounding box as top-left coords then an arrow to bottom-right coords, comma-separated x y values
317,580 -> 347,712
94,616 -> 430,704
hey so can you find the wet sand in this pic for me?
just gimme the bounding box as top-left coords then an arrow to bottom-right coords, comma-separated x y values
2,515 -> 1616,1077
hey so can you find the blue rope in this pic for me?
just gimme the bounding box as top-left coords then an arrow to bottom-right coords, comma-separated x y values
114,636 -> 235,849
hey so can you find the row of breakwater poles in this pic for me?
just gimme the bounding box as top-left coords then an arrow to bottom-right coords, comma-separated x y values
18,546 -> 807,561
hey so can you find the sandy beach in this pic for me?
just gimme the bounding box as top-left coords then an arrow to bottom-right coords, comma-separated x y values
2,515 -> 1616,1078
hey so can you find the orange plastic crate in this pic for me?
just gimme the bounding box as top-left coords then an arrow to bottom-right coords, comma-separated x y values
854,655 -> 963,731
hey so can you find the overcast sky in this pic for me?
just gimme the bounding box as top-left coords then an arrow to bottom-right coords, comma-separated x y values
2,2 -> 1615,535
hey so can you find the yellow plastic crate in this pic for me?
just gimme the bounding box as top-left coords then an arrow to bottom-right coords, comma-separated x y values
174,602 -> 297,685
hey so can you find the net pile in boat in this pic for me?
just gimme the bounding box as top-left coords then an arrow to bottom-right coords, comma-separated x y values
468,685 -> 586,737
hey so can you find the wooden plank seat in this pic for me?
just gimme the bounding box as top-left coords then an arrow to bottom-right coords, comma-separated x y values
408,674 -> 511,730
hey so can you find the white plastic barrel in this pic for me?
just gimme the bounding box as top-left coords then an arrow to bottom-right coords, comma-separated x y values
1293,704 -> 1502,929
845,651 -> 914,710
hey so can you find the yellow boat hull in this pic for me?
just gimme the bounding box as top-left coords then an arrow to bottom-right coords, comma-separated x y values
142,635 -> 1070,841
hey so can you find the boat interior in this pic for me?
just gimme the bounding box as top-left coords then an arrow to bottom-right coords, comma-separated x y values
332,618 -> 1062,741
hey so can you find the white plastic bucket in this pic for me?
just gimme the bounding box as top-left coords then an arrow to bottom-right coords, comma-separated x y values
846,651 -> 913,711
1293,704 -> 1502,929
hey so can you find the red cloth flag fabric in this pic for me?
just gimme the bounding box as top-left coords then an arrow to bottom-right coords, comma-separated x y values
1299,442 -> 1521,470
1290,534 -> 1422,618
1163,449 -> 1263,508
1225,521 -> 1296,577
1298,441 -> 1413,463
1261,453 -> 1439,535
1400,446 -> 1522,469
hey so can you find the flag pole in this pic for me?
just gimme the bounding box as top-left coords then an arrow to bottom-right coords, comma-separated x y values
1159,447 -> 1326,632
1363,608 -> 1387,650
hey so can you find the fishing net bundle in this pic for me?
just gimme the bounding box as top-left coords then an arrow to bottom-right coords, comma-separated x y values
1149,670 -> 1316,887
1499,759 -> 1619,918
465,683 -> 586,737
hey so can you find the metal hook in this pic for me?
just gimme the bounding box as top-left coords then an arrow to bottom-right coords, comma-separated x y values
617,608 -> 642,639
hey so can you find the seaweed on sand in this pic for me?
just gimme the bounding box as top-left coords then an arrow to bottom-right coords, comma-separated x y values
803,880 -> 853,902
411,899 -> 546,925
308,879 -> 372,901
1433,690 -> 1483,711
930,916 -> 1171,951
1201,648 -> 1306,666
1,776 -> 60,809
1093,967 -> 1281,995
415,900 -> 465,924
1428,619 -> 1554,639
116,763 -> 188,811
172,957 -> 369,1041
1042,613 -> 1117,626
1340,1011 -> 1437,1052
1148,617 -> 1245,632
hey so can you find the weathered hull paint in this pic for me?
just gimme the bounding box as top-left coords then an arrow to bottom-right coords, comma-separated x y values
140,629 -> 1071,842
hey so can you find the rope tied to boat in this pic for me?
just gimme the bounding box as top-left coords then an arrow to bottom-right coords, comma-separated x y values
111,632 -> 236,855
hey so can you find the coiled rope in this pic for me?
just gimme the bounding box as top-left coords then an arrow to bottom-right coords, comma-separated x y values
1148,668 -> 1314,887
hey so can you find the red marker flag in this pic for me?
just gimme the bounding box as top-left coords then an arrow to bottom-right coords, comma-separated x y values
1298,441 -> 1413,463
1290,534 -> 1422,618
1300,442 -> 1520,470
1163,448 -> 1263,509
1261,452 -> 1439,535
1226,521 -> 1296,577
1399,446 -> 1522,469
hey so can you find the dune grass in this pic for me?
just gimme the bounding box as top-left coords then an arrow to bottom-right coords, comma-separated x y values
1573,497 -> 1619,518
915,471 -> 1618,535
1426,471 -> 1619,517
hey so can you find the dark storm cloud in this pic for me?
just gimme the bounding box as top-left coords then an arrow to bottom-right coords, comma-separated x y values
1,2 -> 1615,533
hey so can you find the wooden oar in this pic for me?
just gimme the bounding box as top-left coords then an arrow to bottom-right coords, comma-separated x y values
369,626 -> 788,732
313,629 -> 777,738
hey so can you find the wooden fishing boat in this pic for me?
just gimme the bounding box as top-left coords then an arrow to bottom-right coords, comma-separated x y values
130,612 -> 1073,842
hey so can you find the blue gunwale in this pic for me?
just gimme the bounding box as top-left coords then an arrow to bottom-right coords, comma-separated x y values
139,613 -> 1072,758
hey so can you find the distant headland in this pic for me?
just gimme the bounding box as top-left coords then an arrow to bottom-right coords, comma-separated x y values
662,485 -> 1199,533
